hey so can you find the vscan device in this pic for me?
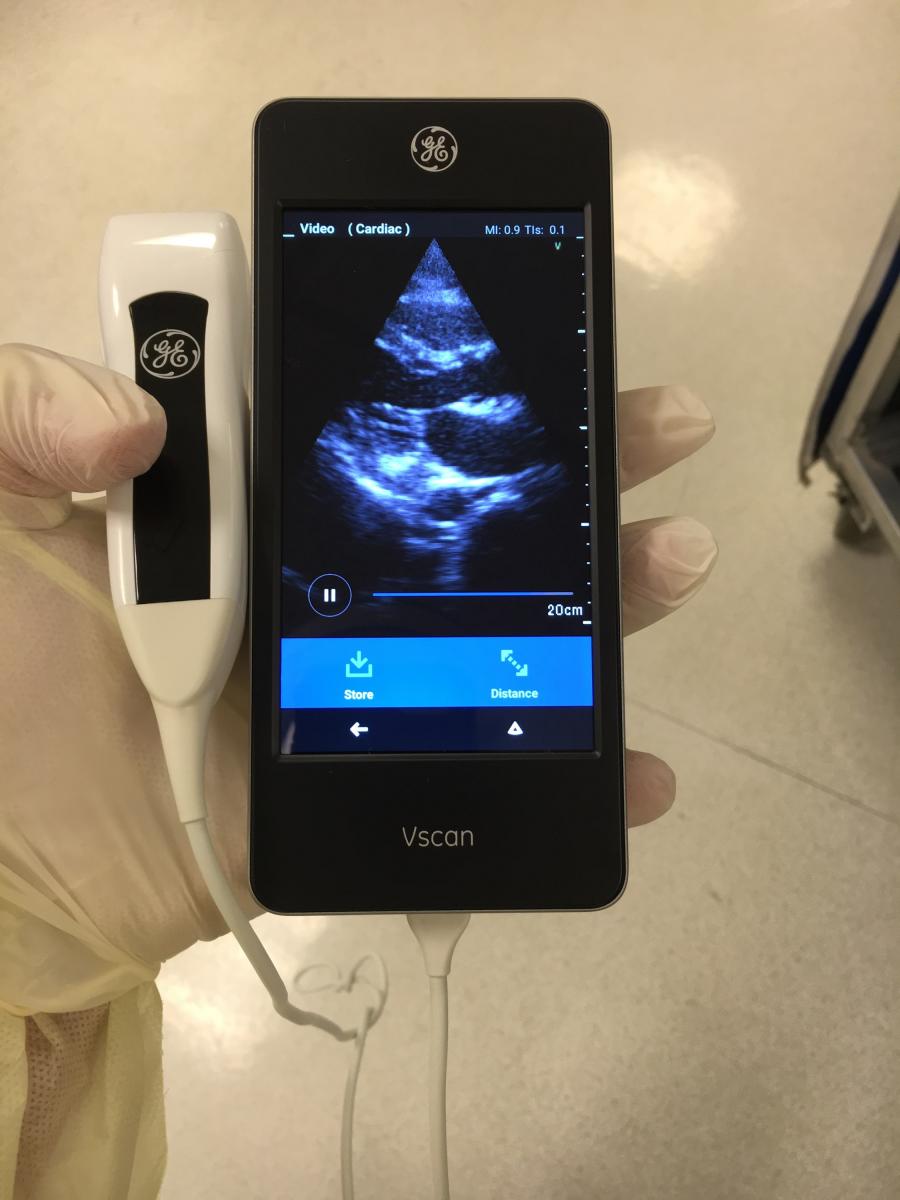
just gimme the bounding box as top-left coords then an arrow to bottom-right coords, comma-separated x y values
250,99 -> 626,914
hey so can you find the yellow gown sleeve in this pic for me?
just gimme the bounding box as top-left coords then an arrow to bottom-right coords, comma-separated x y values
0,856 -> 166,1199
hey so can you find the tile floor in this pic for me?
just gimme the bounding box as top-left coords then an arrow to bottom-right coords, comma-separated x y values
2,1 -> 899,1196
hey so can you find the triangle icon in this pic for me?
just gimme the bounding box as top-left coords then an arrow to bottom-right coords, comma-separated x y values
507,721 -> 524,736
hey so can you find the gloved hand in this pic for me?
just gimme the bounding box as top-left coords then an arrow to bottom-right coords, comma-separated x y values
0,343 -> 716,979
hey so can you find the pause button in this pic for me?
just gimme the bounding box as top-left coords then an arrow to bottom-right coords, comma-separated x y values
308,573 -> 352,617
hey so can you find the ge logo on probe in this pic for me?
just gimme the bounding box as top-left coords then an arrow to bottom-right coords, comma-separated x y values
139,329 -> 202,380
410,125 -> 458,173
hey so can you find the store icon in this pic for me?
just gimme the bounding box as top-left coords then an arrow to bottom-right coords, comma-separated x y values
345,650 -> 373,679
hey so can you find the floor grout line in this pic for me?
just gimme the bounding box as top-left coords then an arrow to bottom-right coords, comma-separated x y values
629,697 -> 900,828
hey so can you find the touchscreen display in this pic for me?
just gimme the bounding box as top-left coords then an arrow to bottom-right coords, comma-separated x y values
279,209 -> 596,754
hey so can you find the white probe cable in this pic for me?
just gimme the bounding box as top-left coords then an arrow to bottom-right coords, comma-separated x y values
294,956 -> 386,1200
99,211 -> 387,1200
160,696 -> 466,1200
407,913 -> 471,1200
152,696 -> 388,1041
153,693 -> 387,1200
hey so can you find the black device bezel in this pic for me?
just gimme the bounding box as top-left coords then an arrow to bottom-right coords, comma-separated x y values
250,98 -> 625,914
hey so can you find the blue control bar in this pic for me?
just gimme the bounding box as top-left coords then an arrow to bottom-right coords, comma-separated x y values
281,636 -> 593,709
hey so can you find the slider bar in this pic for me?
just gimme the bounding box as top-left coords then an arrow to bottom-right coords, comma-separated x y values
372,590 -> 575,598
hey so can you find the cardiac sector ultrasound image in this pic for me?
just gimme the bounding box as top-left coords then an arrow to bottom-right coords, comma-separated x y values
281,226 -> 590,638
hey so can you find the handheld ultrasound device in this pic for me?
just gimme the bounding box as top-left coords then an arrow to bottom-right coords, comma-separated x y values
250,99 -> 625,915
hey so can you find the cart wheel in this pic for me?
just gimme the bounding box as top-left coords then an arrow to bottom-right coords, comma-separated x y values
832,484 -> 878,545
833,504 -> 869,543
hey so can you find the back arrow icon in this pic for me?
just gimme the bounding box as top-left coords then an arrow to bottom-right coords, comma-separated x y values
350,721 -> 369,737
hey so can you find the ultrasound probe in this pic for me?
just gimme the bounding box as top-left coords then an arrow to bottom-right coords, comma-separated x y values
99,212 -> 459,1198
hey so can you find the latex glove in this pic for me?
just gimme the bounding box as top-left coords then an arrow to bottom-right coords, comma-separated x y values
617,384 -> 718,822
0,344 -> 715,979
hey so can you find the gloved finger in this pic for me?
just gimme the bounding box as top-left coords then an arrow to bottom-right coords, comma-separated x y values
0,343 -> 165,530
622,515 -> 717,636
626,748 -> 676,826
618,385 -> 714,492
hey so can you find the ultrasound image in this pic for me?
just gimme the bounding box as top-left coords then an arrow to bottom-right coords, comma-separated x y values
295,240 -> 567,590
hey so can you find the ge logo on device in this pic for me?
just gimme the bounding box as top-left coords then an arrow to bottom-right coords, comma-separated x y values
410,125 -> 458,173
139,329 -> 202,380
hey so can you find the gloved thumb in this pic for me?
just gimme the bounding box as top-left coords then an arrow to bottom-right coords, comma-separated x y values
0,343 -> 165,530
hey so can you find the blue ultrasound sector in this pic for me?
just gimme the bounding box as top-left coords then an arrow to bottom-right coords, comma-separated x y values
281,637 -> 593,709
298,240 -> 565,591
